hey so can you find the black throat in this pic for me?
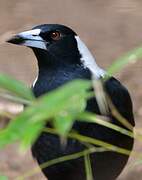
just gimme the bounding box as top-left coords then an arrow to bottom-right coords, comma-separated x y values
33,48 -> 82,70
32,48 -> 91,97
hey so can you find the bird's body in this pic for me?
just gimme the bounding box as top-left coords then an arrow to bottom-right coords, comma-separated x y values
7,24 -> 135,180
32,76 -> 134,180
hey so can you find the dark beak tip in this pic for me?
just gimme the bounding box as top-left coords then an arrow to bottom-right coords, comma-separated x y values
6,35 -> 24,44
6,38 -> 13,43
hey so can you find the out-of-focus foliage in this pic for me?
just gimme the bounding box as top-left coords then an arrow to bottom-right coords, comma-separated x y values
0,45 -> 142,179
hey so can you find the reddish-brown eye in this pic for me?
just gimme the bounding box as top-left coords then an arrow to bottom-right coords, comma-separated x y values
50,31 -> 61,40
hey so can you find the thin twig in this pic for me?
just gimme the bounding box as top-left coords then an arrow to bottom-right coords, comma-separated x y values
16,147 -> 105,180
0,93 -> 31,105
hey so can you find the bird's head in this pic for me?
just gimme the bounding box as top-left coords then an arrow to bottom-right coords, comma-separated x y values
7,24 -> 82,65
7,24 -> 77,48
7,24 -> 105,77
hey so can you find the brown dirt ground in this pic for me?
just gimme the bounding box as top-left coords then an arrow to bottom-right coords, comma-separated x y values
0,0 -> 142,179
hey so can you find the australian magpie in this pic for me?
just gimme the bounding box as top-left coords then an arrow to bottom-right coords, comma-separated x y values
7,24 -> 135,180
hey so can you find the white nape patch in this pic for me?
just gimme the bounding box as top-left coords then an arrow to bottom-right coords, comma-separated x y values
18,29 -> 47,50
75,36 -> 106,79
32,77 -> 38,88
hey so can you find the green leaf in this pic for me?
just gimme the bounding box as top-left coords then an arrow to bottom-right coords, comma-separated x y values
0,176 -> 8,180
54,113 -> 74,136
0,79 -> 91,149
107,46 -> 142,75
53,91 -> 87,136
0,73 -> 34,100
20,122 -> 44,151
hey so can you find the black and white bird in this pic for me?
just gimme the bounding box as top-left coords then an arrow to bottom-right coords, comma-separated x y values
7,24 -> 135,180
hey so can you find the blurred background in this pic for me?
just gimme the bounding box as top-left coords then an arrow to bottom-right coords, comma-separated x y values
0,0 -> 142,179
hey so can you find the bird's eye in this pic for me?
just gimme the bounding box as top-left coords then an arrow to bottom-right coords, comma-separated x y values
50,31 -> 61,40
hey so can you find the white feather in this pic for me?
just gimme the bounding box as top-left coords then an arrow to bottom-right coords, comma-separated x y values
32,77 -> 38,88
75,36 -> 106,78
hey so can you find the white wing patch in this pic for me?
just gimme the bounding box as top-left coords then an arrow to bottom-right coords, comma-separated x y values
75,36 -> 106,79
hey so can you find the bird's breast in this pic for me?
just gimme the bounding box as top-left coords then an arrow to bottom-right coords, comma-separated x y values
32,65 -> 91,97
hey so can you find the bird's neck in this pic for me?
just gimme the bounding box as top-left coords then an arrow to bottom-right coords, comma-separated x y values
33,49 -> 53,70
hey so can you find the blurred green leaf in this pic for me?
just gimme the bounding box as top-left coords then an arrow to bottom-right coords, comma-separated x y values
0,44 -> 142,180
54,113 -> 74,136
20,122 -> 44,151
0,73 -> 34,100
53,89 -> 87,136
0,79 -> 91,149
0,176 -> 8,180
107,46 -> 142,75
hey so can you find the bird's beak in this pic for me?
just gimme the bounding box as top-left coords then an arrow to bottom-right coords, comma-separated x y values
6,29 -> 47,50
